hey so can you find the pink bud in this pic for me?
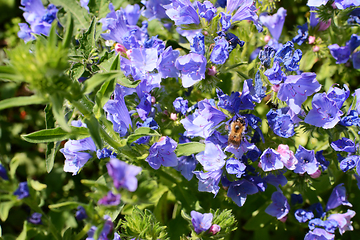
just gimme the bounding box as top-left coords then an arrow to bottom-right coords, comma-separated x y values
279,216 -> 287,223
170,113 -> 177,121
318,19 -> 331,31
207,66 -> 217,76
159,136 -> 166,142
312,45 -> 320,52
151,96 -> 156,104
271,84 -> 280,92
203,31 -> 208,36
209,224 -> 221,235
126,49 -> 132,58
310,169 -> 321,178
308,36 -> 316,44
115,43 -> 126,54
264,35 -> 271,43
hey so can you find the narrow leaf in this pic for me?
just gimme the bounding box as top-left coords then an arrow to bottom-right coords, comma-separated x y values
175,142 -> 205,157
50,94 -> 71,132
79,18 -> 96,59
0,95 -> 46,111
62,14 -> 74,49
93,78 -> 116,118
127,127 -> 161,144
21,127 -> 90,143
84,116 -> 103,150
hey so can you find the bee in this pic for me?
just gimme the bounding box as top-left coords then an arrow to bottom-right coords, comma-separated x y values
228,117 -> 246,148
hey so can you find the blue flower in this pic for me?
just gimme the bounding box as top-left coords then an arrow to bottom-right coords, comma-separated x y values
331,138 -> 356,153
265,191 -> 290,220
260,148 -> 284,172
75,206 -> 88,221
259,7 -> 287,41
327,84 -> 350,109
194,169 -> 222,195
14,182 -> 30,199
175,53 -> 207,88
141,0 -> 171,20
294,145 -> 319,175
181,99 -> 227,138
340,110 -> 360,126
136,92 -> 152,121
60,129 -> 97,176
328,44 -> 351,64
304,93 -> 343,129
173,97 -> 188,115
228,0 -> 263,32
278,72 -> 321,114
104,84 -> 133,137
196,142 -> 226,171
174,155 -> 197,180
291,193 -> 303,205
210,37 -> 229,64
264,173 -> 288,190
292,23 -> 308,46
97,148 -> 117,159
315,151 -> 329,171
326,183 -> 352,211
259,46 -> 276,68
122,4 -> 141,26
164,0 -> 200,26
295,209 -> 314,223
18,0 -> 58,42
98,191 -> 121,206
190,33 -> 205,55
339,155 -> 359,172
264,61 -> 286,85
266,108 -> 295,138
28,212 -> 42,225
80,0 -> 89,12
220,12 -> 232,31
107,158 -> 142,191
86,215 -> 113,240
191,211 -> 213,234
304,228 -> 334,240
223,32 -> 245,52
0,164 -> 8,180
130,48 -> 158,72
197,1 -> 217,22
226,158 -> 246,178
227,179 -> 258,207
328,209 -> 356,235
146,136 -> 178,169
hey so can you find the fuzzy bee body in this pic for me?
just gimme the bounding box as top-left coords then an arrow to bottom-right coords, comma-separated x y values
228,117 -> 246,148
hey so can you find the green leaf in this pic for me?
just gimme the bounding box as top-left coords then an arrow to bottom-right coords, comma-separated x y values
0,65 -> 22,82
49,0 -> 91,29
0,95 -> 46,111
84,116 -> 103,150
62,14 -> 74,49
93,78 -> 116,118
45,105 -> 59,173
300,51 -> 318,71
154,191 -> 169,225
79,18 -> 96,59
175,142 -> 205,157
110,53 -> 120,71
17,221 -> 28,240
49,94 -> 71,132
48,201 -> 80,210
48,21 -> 58,48
127,127 -> 161,144
0,201 -> 15,221
84,71 -> 140,94
21,127 -> 90,143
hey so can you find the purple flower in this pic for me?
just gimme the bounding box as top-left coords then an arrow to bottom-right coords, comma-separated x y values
209,224 -> 221,235
0,164 -> 8,180
277,144 -> 298,170
326,183 -> 352,211
18,0 -> 58,42
75,206 -> 88,221
264,61 -> 286,85
123,4 -> 141,25
28,212 -> 42,224
226,158 -> 246,178
98,191 -> 121,206
315,150 -> 329,171
266,108 -> 295,138
295,209 -> 314,223
174,155 -> 197,180
227,179 -> 258,207
104,84 -> 133,137
340,110 -> 360,126
146,136 -> 178,169
229,0 -> 263,32
264,173 -> 288,190
164,0 -> 200,26
259,7 -> 287,41
80,0 -> 89,12
260,148 -> 284,172
265,191 -> 290,220
86,215 -> 113,240
18,23 -> 35,42
97,148 -> 117,159
130,48 -> 158,72
191,211 -> 213,234
327,84 -> 350,109
136,93 -> 152,121
60,130 -> 97,176
352,51 -> 360,69
194,169 -> 222,195
181,99 -> 227,138
210,37 -> 229,64
220,12 -> 232,31
328,209 -> 356,235
197,1 -> 217,22
331,138 -> 356,152
328,44 -> 351,64
107,158 -> 142,191
294,145 -> 318,175
196,142 -> 226,171
173,97 -> 188,115
304,93 -> 343,129
223,32 -> 245,52
339,155 -> 359,172
304,228 -> 335,240
14,182 -> 30,199
278,72 -> 321,114
259,46 -> 276,68
175,53 -> 207,88
291,193 -> 303,205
